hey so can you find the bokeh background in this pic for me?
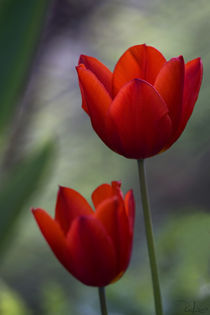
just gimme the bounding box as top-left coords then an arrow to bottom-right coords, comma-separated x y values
0,0 -> 210,314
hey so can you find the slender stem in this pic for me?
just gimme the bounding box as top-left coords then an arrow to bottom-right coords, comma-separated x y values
137,159 -> 163,315
98,287 -> 108,315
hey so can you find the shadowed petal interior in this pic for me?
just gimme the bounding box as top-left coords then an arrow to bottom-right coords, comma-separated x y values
110,79 -> 172,158
67,215 -> 117,286
154,56 -> 185,132
95,196 -> 131,273
165,57 -> 203,148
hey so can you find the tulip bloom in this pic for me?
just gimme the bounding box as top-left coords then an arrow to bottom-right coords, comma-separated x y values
32,181 -> 135,287
76,44 -> 203,159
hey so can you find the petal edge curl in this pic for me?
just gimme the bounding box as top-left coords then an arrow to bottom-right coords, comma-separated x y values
79,55 -> 112,95
32,208 -> 72,272
76,65 -> 112,143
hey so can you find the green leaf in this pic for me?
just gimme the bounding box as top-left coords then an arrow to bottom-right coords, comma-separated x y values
0,0 -> 51,133
0,141 -> 55,252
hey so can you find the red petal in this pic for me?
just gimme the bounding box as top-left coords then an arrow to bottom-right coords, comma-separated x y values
177,58 -> 203,142
154,56 -> 185,131
109,79 -> 172,158
67,215 -> 117,286
124,190 -> 135,232
76,63 -> 89,113
112,44 -> 166,96
91,181 -> 122,209
182,57 -> 203,125
76,65 -> 112,143
164,57 -> 203,148
79,55 -> 112,95
32,208 -> 72,272
55,187 -> 93,235
95,196 -> 132,274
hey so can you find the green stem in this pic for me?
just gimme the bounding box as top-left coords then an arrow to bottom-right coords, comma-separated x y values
137,159 -> 163,315
98,287 -> 108,315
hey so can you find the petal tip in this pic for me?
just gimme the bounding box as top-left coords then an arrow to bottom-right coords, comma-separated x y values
178,55 -> 184,62
58,185 -> 68,190
78,54 -> 87,65
194,56 -> 202,64
57,186 -> 68,200
111,180 -> 121,188
197,57 -> 203,70
128,189 -> 134,197
58,185 -> 63,193
76,63 -> 86,73
125,189 -> 135,204
171,55 -> 184,64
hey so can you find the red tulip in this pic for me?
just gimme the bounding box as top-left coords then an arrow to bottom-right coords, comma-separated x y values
76,44 -> 203,159
32,181 -> 135,287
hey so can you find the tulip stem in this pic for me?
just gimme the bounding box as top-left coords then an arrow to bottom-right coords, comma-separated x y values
98,287 -> 108,315
137,159 -> 163,315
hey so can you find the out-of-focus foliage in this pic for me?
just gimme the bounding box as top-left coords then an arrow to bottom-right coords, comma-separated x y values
138,212 -> 210,314
0,280 -> 31,315
0,142 -> 54,252
41,282 -> 73,315
0,0 -> 53,252
0,0 -> 50,134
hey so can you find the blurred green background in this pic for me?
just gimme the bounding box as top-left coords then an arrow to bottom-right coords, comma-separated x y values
0,0 -> 210,314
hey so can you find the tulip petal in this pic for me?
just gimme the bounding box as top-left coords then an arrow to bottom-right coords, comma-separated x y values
76,64 -> 89,113
79,55 -> 112,95
32,208 -> 72,272
124,190 -> 135,232
109,79 -> 172,158
55,186 -> 93,235
112,44 -> 166,96
67,215 -> 117,286
95,196 -> 131,273
154,56 -> 185,131
163,57 -> 203,148
178,58 -> 203,139
76,65 -> 112,143
182,57 -> 203,125
91,181 -> 122,209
